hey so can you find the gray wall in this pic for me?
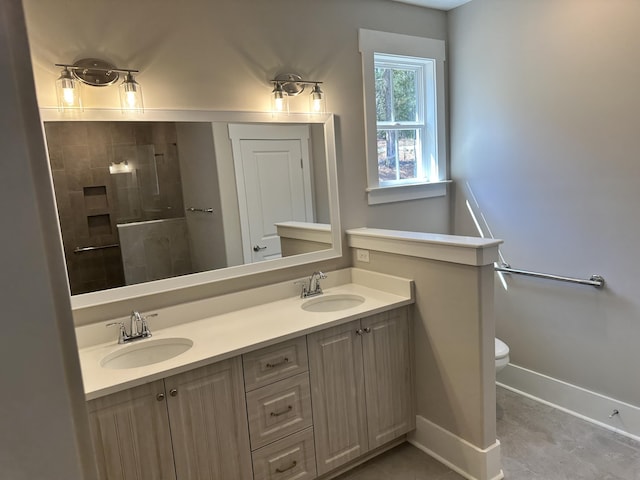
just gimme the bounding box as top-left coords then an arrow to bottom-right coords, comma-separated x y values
22,0 -> 450,249
449,0 -> 640,406
1,1 -> 95,477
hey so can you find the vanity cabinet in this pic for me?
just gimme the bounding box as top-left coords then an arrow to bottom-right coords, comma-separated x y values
87,306 -> 413,480
87,357 -> 252,480
307,307 -> 414,476
87,379 -> 177,480
243,337 -> 317,480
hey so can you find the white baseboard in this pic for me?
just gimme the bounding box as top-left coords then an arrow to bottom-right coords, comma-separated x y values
408,416 -> 504,480
497,363 -> 640,442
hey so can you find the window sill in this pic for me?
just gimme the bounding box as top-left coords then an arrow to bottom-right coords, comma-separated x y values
366,180 -> 450,205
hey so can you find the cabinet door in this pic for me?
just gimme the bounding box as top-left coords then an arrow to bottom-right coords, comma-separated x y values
164,357 -> 253,480
307,320 -> 368,475
87,380 -> 176,480
361,307 -> 415,448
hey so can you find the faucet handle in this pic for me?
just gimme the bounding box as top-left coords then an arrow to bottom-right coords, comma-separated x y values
106,321 -> 128,344
140,313 -> 156,337
294,279 -> 309,298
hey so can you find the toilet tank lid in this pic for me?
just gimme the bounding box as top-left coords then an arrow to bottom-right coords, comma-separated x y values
495,338 -> 509,357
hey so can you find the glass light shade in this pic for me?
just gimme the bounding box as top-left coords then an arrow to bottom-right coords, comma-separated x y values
271,82 -> 289,114
55,67 -> 82,111
309,83 -> 326,114
119,73 -> 144,113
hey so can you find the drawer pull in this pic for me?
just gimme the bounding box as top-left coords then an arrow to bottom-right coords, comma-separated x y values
265,357 -> 289,368
275,460 -> 297,473
270,405 -> 293,417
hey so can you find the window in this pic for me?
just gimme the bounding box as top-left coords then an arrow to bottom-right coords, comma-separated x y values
359,29 -> 447,205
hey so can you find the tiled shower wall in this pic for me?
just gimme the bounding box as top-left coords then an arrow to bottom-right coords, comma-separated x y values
45,121 -> 186,295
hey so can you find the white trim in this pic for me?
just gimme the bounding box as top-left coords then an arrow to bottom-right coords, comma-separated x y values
359,29 -> 447,204
409,416 -> 504,480
497,363 -> 640,442
347,228 -> 502,266
367,180 -> 449,205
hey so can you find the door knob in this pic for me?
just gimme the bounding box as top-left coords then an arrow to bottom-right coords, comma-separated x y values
253,245 -> 267,252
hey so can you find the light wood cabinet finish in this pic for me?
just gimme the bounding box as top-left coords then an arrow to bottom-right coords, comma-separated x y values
246,372 -> 313,450
165,357 -> 253,480
87,380 -> 177,480
307,320 -> 368,476
88,357 -> 252,480
361,308 -> 415,448
307,307 -> 414,476
251,427 -> 317,480
243,336 -> 309,391
87,306 -> 412,480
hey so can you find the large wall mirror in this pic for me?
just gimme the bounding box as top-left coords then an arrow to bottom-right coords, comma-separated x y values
40,109 -> 341,309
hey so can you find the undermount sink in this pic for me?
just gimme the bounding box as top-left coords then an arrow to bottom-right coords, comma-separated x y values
101,337 -> 193,369
301,294 -> 365,312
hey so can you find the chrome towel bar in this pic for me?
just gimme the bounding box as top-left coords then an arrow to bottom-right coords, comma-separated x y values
74,244 -> 120,254
186,207 -> 214,214
495,263 -> 605,289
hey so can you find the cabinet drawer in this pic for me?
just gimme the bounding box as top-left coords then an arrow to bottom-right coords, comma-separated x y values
243,337 -> 308,391
252,427 -> 316,480
246,372 -> 313,450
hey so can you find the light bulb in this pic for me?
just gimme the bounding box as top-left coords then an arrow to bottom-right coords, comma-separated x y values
126,91 -> 137,108
312,97 -> 322,112
63,87 -> 76,105
275,96 -> 284,112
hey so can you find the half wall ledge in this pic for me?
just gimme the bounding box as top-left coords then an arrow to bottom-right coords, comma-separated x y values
346,228 -> 503,266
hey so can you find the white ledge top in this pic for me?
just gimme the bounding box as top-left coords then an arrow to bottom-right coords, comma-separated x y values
347,228 -> 503,266
275,221 -> 333,244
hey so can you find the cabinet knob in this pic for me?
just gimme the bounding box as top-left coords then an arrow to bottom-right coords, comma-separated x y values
356,328 -> 364,335
156,393 -> 165,401
169,388 -> 178,397
363,327 -> 371,333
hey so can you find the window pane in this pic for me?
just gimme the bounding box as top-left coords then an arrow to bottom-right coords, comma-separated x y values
375,67 -> 392,122
377,129 -> 419,183
392,69 -> 417,122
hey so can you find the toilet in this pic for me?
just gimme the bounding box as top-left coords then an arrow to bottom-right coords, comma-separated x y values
495,337 -> 510,373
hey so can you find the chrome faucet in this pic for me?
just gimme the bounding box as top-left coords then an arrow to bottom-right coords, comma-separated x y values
107,311 -> 157,344
296,271 -> 327,298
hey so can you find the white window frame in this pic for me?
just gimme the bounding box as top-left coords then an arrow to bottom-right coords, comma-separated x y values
359,29 -> 448,205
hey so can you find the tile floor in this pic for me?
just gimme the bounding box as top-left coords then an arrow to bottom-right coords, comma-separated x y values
335,386 -> 640,479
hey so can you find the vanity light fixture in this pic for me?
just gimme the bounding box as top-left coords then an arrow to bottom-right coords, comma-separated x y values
271,80 -> 289,114
54,58 -> 144,113
108,160 -> 131,174
119,71 -> 144,113
270,73 -> 326,114
55,66 -> 83,111
309,82 -> 326,114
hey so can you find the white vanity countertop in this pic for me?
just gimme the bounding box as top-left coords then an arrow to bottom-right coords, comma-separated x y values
78,269 -> 414,400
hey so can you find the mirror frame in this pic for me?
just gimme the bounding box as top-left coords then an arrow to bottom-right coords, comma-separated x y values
39,108 -> 342,310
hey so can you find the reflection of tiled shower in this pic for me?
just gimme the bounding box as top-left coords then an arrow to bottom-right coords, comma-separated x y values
117,218 -> 193,285
45,121 -> 193,295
